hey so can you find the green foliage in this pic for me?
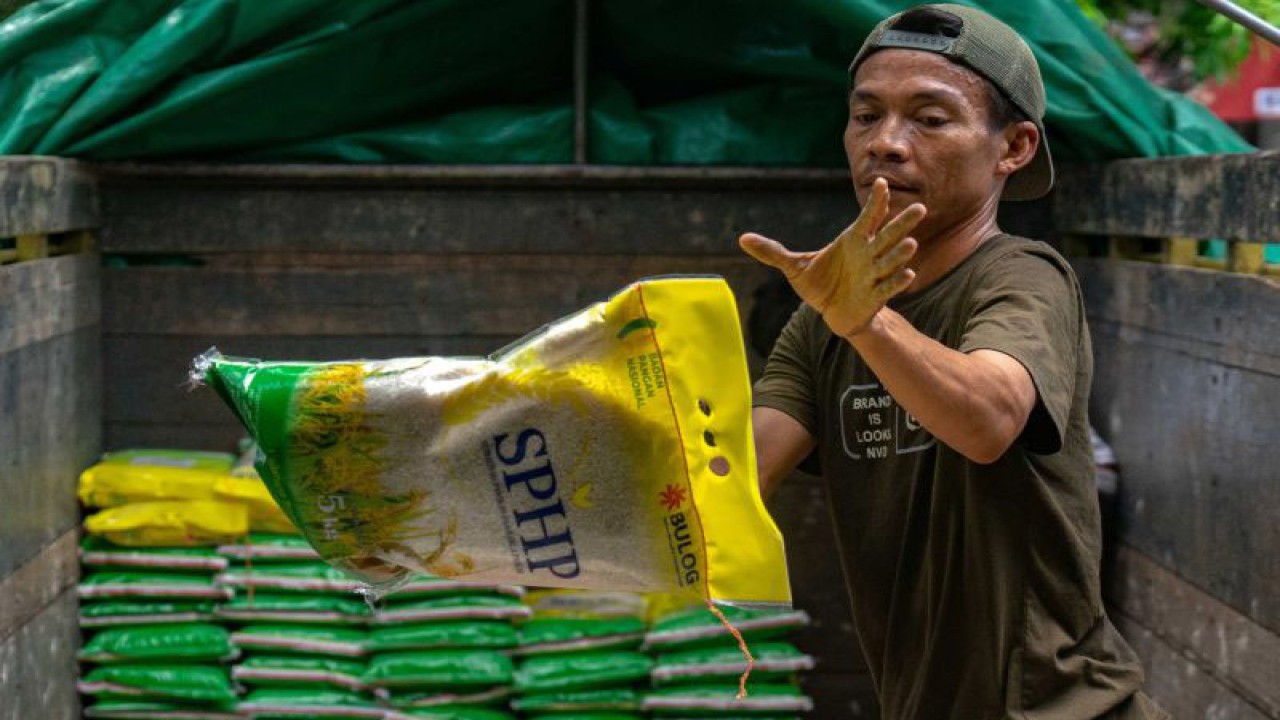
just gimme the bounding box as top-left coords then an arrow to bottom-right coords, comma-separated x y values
1078,0 -> 1279,82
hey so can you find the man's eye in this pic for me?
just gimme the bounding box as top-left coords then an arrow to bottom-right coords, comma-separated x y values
920,116 -> 948,127
853,113 -> 879,125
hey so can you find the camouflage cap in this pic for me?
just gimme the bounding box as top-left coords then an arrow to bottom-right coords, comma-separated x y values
849,4 -> 1053,201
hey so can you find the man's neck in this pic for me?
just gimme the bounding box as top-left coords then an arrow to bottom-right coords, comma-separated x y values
907,207 -> 1001,291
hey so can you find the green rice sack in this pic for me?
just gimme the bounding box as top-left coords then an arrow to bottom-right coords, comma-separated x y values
217,534 -> 321,563
514,652 -> 653,694
80,600 -> 217,628
391,576 -> 525,601
651,643 -> 815,686
80,623 -> 236,664
389,707 -> 515,720
81,537 -> 229,573
516,617 -> 646,656
216,594 -> 371,625
236,689 -> 385,719
373,595 -> 531,625
230,625 -> 368,658
367,621 -> 517,653
83,700 -> 244,719
511,688 -> 639,714
361,650 -> 513,690
374,686 -> 512,709
642,606 -> 809,652
78,572 -> 233,601
524,715 -> 642,720
78,665 -> 237,703
232,655 -> 367,692
216,563 -> 364,594
642,684 -> 814,716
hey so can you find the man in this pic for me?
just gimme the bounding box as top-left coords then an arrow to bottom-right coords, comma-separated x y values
740,5 -> 1166,720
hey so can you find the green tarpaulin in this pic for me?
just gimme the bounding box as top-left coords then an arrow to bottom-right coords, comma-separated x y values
0,0 -> 1252,164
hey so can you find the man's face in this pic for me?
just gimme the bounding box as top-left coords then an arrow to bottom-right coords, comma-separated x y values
846,49 -> 1011,238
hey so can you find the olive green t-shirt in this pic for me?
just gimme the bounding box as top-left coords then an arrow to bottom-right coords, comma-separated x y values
755,234 -> 1157,720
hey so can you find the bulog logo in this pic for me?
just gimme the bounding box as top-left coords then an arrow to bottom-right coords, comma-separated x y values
660,483 -> 700,587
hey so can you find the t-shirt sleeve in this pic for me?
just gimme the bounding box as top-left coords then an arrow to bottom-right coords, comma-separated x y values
959,249 -> 1081,454
753,303 -> 820,435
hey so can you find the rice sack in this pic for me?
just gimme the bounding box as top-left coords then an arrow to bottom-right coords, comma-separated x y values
197,276 -> 788,609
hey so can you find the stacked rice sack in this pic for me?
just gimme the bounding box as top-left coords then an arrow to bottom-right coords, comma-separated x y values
362,576 -> 530,717
640,600 -> 816,719
216,535 -> 384,719
508,590 -> 653,720
77,449 -> 264,719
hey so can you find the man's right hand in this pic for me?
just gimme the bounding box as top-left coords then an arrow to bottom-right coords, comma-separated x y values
739,178 -> 926,339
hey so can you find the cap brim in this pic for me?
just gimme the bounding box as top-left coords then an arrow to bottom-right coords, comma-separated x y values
1001,129 -> 1054,202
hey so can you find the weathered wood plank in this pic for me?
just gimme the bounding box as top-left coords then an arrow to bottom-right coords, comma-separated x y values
0,589 -> 80,720
1114,612 -> 1270,720
1110,545 -> 1280,717
0,254 -> 101,355
1054,151 -> 1280,242
0,327 -> 101,578
0,156 -> 99,237
1075,258 -> 1280,373
101,257 -> 776,336
1079,261 -> 1280,634
98,183 -> 853,256
0,529 -> 78,643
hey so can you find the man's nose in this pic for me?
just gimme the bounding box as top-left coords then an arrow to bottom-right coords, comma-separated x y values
867,117 -> 910,162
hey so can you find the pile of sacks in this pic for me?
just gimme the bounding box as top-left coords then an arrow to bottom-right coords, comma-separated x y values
75,447 -> 818,719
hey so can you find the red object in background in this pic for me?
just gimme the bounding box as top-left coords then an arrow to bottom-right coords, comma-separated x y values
1200,37 -> 1280,121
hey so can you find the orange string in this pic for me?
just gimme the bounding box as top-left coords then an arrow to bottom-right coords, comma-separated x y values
706,598 -> 754,700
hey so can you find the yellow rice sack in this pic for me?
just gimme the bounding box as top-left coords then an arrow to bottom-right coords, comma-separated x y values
197,276 -> 789,609
84,500 -> 250,547
78,449 -> 235,508
212,474 -> 299,534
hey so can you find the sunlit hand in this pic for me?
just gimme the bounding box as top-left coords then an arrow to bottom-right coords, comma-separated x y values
739,178 -> 926,338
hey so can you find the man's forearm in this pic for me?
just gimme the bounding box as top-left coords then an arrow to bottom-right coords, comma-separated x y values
846,307 -> 1035,464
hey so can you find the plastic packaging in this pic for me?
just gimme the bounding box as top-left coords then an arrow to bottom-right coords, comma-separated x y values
78,572 -> 233,601
80,537 -> 229,573
79,623 -> 236,664
84,501 -> 249,547
361,650 -> 513,690
77,449 -> 235,507
77,665 -> 238,703
642,606 -> 810,652
375,686 -> 511,710
80,600 -> 217,628
232,656 -> 368,692
212,474 -> 298,534
388,707 -> 515,720
229,625 -> 369,658
511,688 -> 640,714
367,621 -> 518,653
83,700 -> 243,719
373,595 -> 531,625
198,277 -> 789,609
516,617 -> 647,655
642,684 -> 814,715
216,563 -> 364,595
215,594 -> 371,625
651,643 -> 814,686
391,577 -> 525,601
523,589 -> 647,620
514,652 -> 653,694
237,689 -> 385,719
217,534 -> 321,563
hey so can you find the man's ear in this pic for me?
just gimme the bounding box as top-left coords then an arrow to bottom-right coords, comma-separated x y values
996,120 -> 1039,178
